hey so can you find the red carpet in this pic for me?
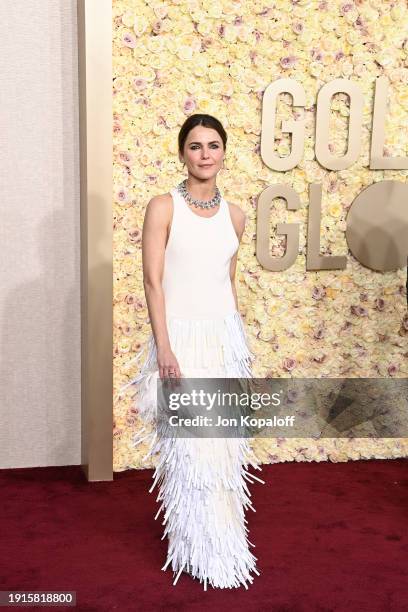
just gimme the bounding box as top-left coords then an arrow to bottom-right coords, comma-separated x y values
1,458 -> 407,611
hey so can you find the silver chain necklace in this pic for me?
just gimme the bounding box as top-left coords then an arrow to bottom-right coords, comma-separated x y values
177,179 -> 221,209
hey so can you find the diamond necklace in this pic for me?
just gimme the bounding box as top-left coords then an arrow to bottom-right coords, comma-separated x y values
177,179 -> 221,209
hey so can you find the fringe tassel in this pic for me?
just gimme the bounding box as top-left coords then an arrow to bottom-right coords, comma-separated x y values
120,310 -> 264,590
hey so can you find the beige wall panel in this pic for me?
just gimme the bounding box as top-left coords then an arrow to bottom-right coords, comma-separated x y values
0,0 -> 81,468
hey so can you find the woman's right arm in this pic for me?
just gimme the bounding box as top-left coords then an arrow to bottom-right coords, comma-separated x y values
142,195 -> 182,380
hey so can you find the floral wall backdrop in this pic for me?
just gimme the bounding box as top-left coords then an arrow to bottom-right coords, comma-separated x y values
112,0 -> 408,471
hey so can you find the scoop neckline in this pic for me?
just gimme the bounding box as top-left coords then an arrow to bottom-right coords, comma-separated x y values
177,188 -> 223,220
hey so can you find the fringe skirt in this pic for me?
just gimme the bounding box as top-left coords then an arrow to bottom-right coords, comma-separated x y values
121,310 -> 265,590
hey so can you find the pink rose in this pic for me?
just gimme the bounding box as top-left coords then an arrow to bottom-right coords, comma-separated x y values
340,3 -> 353,15
183,98 -> 196,114
119,151 -> 132,164
280,56 -> 297,69
283,357 -> 297,371
117,188 -> 128,203
312,286 -> 326,300
133,78 -> 147,90
128,228 -> 142,244
152,21 -> 163,35
122,32 -> 136,48
350,305 -> 368,317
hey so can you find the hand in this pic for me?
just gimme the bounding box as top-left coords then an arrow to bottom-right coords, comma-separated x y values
157,345 -> 182,385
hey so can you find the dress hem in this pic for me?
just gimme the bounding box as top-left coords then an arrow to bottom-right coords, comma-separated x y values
120,309 -> 264,591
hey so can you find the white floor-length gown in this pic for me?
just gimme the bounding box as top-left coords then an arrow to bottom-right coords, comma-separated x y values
122,186 -> 264,590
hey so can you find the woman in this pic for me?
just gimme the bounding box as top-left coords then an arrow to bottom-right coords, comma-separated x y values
123,113 -> 264,590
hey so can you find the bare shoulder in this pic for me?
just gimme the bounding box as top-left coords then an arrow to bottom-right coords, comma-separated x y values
146,192 -> 173,213
145,192 -> 173,223
227,202 -> 247,237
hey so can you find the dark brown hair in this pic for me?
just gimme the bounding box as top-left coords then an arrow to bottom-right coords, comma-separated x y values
178,114 -> 227,154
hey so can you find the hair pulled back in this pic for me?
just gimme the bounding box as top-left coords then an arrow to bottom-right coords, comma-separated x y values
178,114 -> 227,155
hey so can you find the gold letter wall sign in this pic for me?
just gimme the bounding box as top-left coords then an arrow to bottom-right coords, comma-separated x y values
256,184 -> 301,272
257,77 -> 408,272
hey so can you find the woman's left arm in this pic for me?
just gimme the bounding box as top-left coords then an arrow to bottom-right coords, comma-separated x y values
229,204 -> 247,310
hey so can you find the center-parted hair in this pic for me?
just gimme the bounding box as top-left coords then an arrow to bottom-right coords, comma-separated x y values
178,114 -> 227,154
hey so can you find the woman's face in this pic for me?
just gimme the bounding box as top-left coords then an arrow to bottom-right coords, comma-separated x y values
180,125 -> 224,180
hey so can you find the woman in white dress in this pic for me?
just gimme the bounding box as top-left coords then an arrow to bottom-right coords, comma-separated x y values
123,114 -> 264,590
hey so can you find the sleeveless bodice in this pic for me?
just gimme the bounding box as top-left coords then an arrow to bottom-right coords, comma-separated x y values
161,187 -> 240,319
